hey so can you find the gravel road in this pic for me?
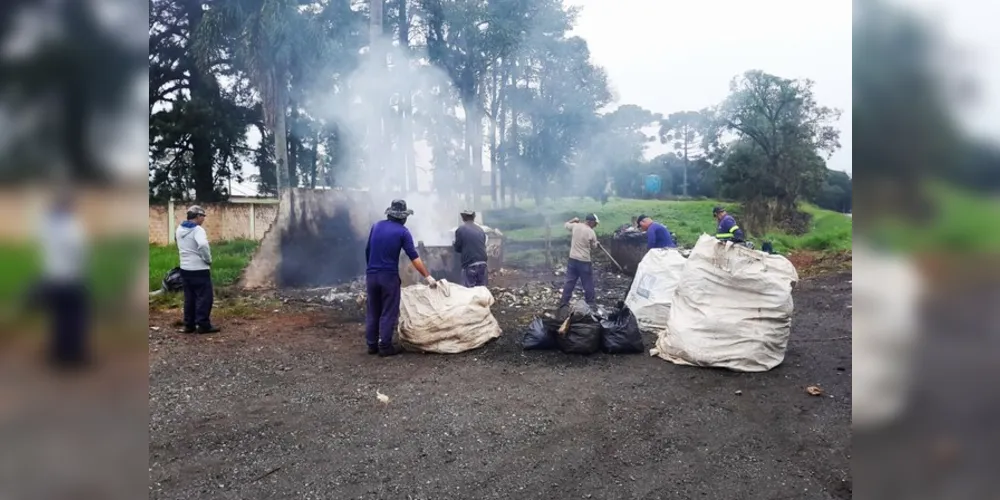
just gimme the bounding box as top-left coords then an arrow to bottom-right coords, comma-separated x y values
149,272 -> 852,500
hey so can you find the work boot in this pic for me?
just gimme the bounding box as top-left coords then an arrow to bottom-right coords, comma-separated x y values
367,345 -> 379,355
195,325 -> 221,334
182,326 -> 196,334
378,344 -> 401,357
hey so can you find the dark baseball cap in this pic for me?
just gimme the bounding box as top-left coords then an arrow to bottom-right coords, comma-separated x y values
636,214 -> 650,226
585,213 -> 600,223
712,206 -> 725,215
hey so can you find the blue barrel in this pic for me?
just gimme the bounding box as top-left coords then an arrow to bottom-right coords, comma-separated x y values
644,174 -> 662,196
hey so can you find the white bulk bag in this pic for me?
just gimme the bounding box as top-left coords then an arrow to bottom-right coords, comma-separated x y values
651,234 -> 799,372
399,280 -> 502,353
851,241 -> 923,430
624,248 -> 688,333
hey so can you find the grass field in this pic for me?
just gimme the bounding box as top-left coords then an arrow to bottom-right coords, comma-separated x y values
876,183 -> 1000,253
761,205 -> 853,253
0,236 -> 146,305
148,239 -> 258,291
486,197 -> 853,254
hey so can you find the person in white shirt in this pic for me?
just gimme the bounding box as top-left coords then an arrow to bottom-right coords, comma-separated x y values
176,205 -> 219,334
37,195 -> 89,367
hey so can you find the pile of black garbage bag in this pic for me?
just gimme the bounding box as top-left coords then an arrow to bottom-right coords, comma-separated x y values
522,301 -> 644,355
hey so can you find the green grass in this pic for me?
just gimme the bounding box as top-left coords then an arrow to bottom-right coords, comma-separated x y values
876,183 -> 1000,253
0,236 -> 146,305
148,239 -> 258,291
486,197 -> 852,253
490,198 -> 725,246
762,204 -> 854,254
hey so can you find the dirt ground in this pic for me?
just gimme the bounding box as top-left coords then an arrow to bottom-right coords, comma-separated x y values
149,267 -> 852,500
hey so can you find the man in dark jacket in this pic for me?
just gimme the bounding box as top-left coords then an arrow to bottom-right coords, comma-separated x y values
365,199 -> 436,357
453,209 -> 489,287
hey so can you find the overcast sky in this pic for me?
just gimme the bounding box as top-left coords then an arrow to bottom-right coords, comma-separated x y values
227,0 -> 1000,194
566,0 -> 854,174
565,0 -> 1000,178
896,0 -> 1000,143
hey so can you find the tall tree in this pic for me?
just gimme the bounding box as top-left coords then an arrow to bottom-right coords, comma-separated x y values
712,70 -> 841,230
149,0 -> 257,202
580,104 -> 660,201
520,36 -> 611,204
659,110 -> 709,197
0,0 -> 144,182
195,0 -> 328,198
853,0 -> 963,221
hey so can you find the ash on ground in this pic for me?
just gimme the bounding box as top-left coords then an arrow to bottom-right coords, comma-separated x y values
320,277 -> 367,304
489,267 -> 633,313
276,266 -> 634,319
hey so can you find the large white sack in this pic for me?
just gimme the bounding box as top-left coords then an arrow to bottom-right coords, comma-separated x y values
624,248 -> 688,333
852,241 -> 923,430
399,280 -> 502,353
651,234 -> 799,372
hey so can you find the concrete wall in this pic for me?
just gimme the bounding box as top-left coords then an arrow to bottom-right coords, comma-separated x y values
0,186 -> 147,244
148,199 -> 279,245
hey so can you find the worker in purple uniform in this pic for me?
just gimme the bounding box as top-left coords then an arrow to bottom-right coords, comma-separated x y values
365,199 -> 436,357
636,214 -> 676,249
712,206 -> 746,243
453,209 -> 489,287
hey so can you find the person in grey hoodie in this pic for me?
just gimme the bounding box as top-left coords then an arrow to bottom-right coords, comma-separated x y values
176,205 -> 219,334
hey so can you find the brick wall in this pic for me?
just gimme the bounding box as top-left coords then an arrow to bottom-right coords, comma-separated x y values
149,201 -> 279,245
0,186 -> 147,243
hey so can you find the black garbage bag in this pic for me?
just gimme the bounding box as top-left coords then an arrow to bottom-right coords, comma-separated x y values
556,302 -> 603,354
522,317 -> 561,350
600,306 -> 644,354
162,267 -> 184,293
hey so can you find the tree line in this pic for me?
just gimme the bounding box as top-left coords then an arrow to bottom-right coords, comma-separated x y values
149,0 -> 862,233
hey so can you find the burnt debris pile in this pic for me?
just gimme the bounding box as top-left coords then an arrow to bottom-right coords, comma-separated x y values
608,224 -> 648,275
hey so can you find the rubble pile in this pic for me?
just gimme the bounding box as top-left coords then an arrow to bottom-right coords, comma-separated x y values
490,282 -> 563,310
612,224 -> 645,239
608,225 -> 650,275
320,277 -> 368,308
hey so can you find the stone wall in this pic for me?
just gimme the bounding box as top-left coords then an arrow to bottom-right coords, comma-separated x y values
148,200 -> 279,245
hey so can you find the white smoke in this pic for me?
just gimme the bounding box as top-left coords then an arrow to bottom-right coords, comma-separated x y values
311,36 -> 467,245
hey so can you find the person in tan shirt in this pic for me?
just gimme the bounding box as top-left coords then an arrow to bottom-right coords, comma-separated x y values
559,213 -> 600,307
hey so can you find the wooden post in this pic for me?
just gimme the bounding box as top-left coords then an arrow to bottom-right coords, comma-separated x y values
167,198 -> 175,244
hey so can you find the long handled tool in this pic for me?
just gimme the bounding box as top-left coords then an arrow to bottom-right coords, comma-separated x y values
596,242 -> 625,273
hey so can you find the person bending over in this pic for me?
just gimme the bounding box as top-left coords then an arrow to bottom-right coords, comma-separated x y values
636,214 -> 676,249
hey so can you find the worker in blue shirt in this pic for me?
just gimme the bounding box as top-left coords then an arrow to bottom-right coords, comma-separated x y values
712,206 -> 746,243
636,214 -> 676,249
364,199 -> 436,357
